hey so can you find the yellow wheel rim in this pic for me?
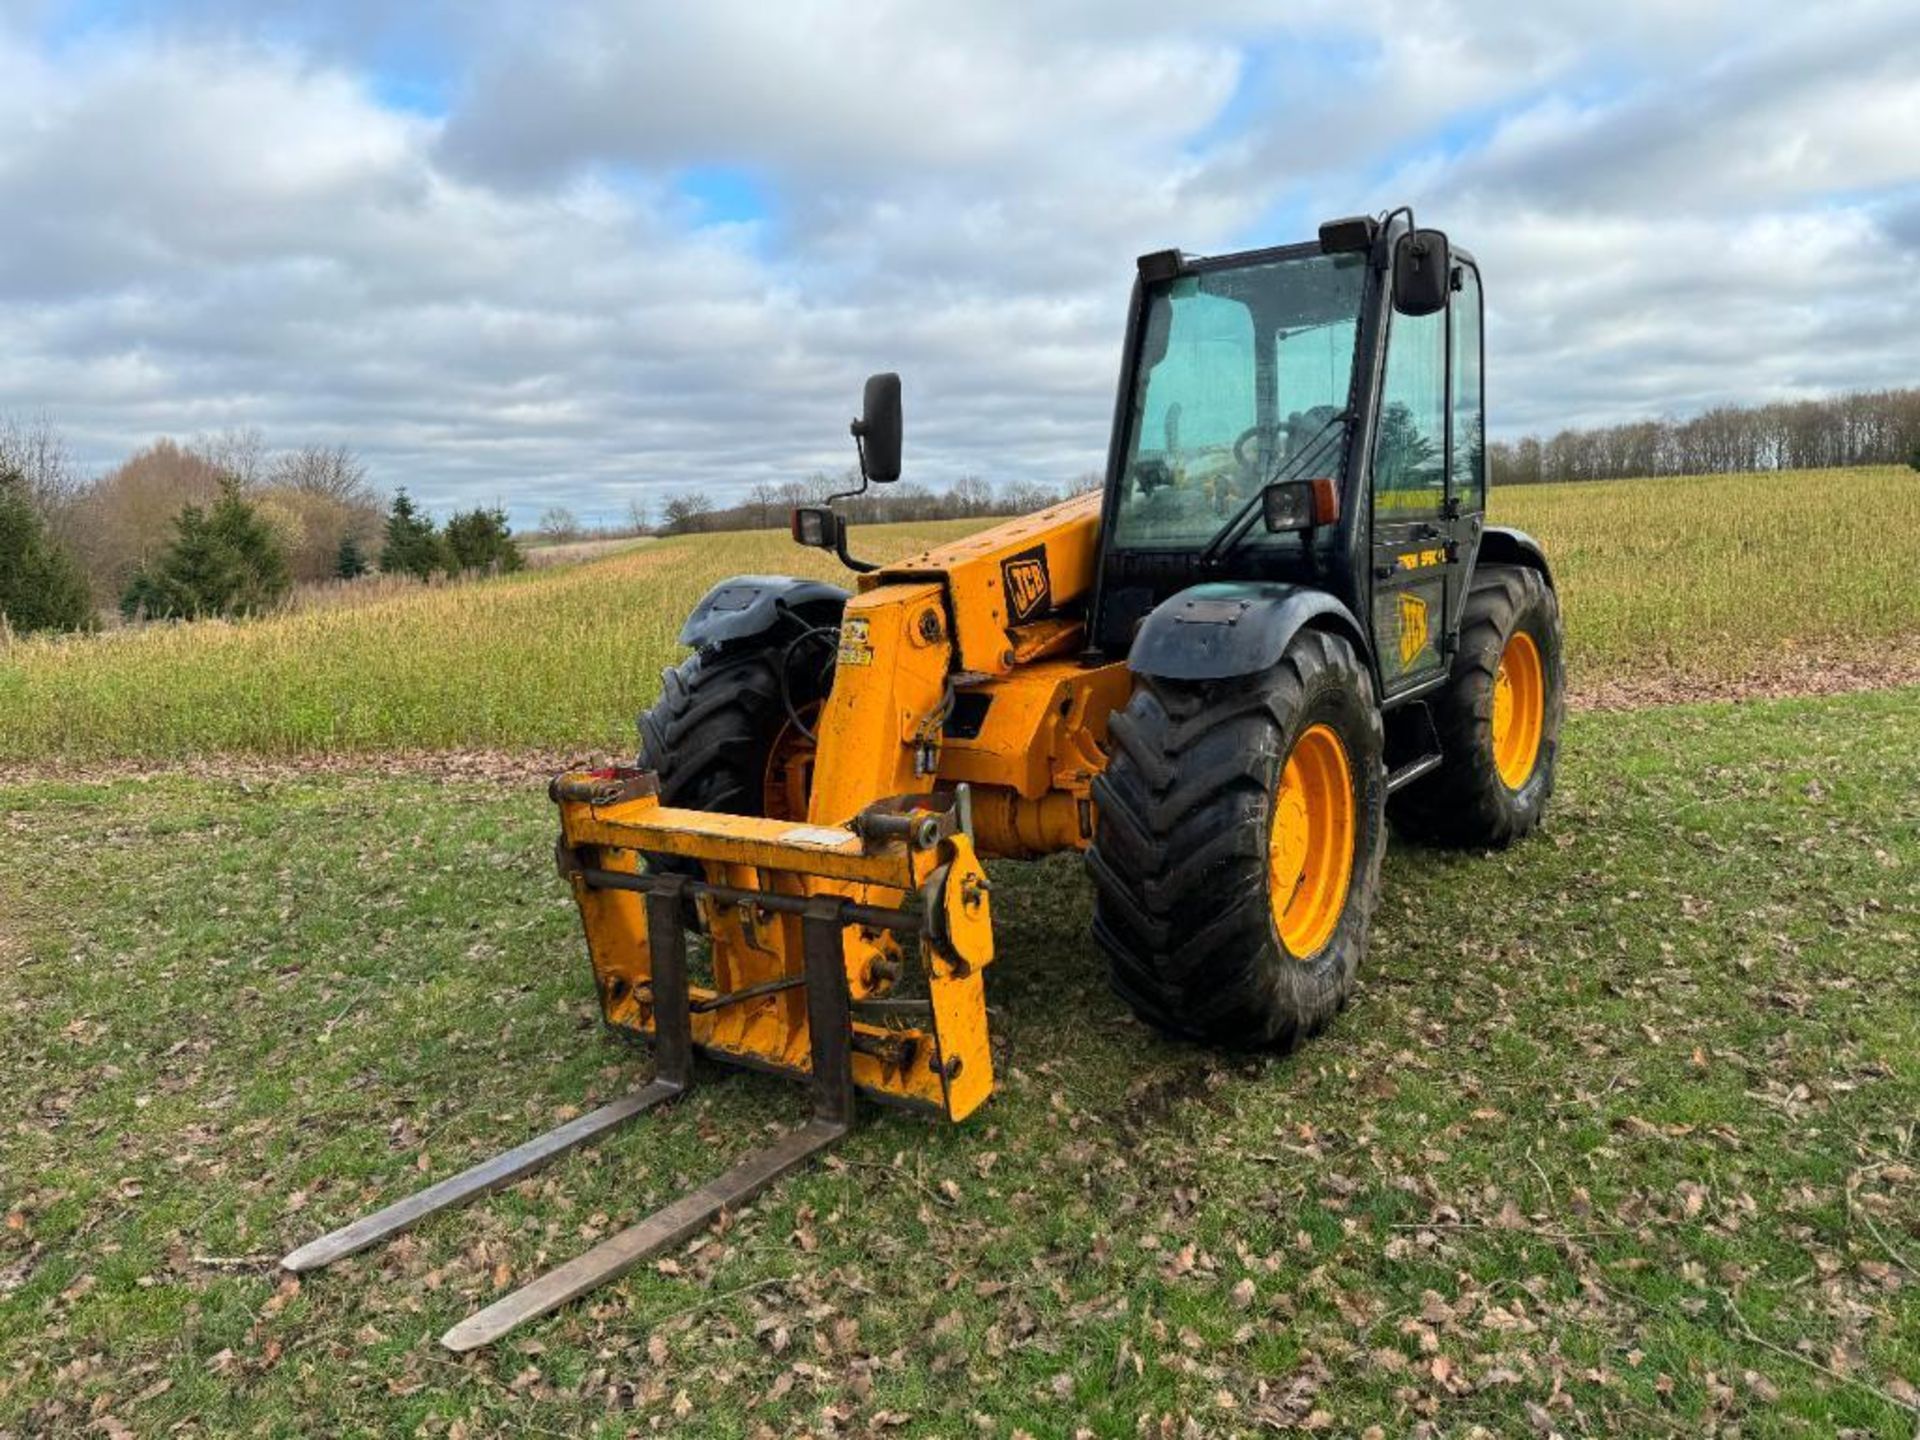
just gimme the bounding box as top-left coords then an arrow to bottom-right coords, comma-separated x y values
1491,630 -> 1545,789
762,707 -> 818,820
1268,723 -> 1355,959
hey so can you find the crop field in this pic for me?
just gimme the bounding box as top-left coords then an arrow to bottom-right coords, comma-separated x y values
1,463 -> 1917,1437
2,466 -> 1917,764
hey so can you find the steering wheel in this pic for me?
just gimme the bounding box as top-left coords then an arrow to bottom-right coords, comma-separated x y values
1231,424 -> 1280,484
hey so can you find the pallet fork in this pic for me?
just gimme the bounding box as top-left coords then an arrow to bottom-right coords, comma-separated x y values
282,767 -> 991,1351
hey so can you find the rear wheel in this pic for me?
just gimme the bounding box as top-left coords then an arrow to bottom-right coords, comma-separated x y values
1391,564 -> 1564,847
1088,629 -> 1386,1049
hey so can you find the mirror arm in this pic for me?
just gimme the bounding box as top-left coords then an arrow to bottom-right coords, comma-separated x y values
827,436 -> 874,508
832,512 -> 877,575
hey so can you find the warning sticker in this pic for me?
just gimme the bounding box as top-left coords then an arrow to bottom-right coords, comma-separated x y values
837,616 -> 873,667
777,825 -> 861,849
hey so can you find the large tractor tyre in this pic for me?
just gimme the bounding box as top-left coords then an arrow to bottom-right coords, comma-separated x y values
638,625 -> 836,826
1391,564 -> 1565,849
1088,629 -> 1387,1050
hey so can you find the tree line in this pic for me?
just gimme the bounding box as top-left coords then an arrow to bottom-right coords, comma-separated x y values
653,472 -> 1095,535
1490,385 -> 1920,487
1,418 -> 524,635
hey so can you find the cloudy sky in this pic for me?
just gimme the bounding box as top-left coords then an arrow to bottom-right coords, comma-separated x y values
2,1 -> 1917,524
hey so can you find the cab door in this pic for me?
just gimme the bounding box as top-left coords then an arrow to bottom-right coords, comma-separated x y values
1367,259 -> 1483,698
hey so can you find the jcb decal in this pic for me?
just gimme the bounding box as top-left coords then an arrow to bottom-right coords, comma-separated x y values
1396,547 -> 1448,571
837,616 -> 873,667
1001,546 -> 1051,623
1398,592 -> 1429,668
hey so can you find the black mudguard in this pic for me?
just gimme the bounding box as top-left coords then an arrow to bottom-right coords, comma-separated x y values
1127,581 -> 1372,683
677,575 -> 850,650
1477,526 -> 1553,587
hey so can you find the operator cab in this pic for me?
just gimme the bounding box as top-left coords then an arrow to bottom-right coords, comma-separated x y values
1091,212 -> 1487,706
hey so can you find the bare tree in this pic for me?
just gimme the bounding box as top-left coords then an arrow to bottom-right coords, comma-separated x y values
0,413 -> 82,517
660,491 -> 713,534
949,474 -> 992,516
271,443 -> 371,503
538,505 -> 581,542
195,427 -> 268,489
746,482 -> 781,529
994,479 -> 1060,514
625,494 -> 653,535
65,438 -> 229,596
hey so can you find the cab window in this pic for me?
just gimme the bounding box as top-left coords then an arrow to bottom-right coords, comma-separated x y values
1372,305 -> 1446,519
1451,263 -> 1485,514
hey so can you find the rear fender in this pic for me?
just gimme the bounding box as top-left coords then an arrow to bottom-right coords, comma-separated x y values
678,575 -> 851,651
1476,527 -> 1553,588
1127,582 -> 1371,683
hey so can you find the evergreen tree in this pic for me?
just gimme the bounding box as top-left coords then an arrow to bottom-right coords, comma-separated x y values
0,466 -> 94,633
1372,401 -> 1440,496
444,506 -> 524,574
1909,442 -> 1920,472
335,533 -> 368,579
377,489 -> 450,579
120,479 -> 291,620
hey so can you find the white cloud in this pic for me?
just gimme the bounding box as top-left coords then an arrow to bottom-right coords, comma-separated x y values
0,0 -> 1917,522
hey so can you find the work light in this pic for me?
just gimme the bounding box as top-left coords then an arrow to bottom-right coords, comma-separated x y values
790,506 -> 835,549
1261,477 -> 1340,533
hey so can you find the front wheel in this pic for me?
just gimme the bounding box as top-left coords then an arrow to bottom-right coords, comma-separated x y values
638,626 -> 837,823
1391,563 -> 1565,847
1088,629 -> 1387,1050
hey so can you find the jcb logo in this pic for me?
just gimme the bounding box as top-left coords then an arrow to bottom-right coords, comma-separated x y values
1001,546 -> 1051,623
1398,593 -> 1429,668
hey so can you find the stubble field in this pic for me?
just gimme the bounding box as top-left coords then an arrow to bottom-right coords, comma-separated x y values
2,466 -> 1916,764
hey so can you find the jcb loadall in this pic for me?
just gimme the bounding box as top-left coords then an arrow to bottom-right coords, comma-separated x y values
287,210 -> 1565,1348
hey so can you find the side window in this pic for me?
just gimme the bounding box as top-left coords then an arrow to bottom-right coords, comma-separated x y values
1451,264 -> 1485,513
1372,305 -> 1446,517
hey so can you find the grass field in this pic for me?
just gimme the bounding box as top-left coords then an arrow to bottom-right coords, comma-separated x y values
3,467 -> 1916,762
2,690 -> 1916,1436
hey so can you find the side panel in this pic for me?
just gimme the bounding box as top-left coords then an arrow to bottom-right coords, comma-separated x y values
866,491 -> 1103,676
810,581 -> 951,826
1127,581 -> 1370,682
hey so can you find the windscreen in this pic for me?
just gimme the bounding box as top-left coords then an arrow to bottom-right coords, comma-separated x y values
1110,250 -> 1366,549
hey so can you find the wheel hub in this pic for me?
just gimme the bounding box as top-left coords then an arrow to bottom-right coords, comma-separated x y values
1267,723 -> 1355,960
1490,631 -> 1545,790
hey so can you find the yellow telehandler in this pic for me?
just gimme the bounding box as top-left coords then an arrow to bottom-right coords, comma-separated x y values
285,209 -> 1565,1349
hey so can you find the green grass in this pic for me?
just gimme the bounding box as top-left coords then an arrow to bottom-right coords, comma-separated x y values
3,467 -> 1916,762
3,690 -> 1915,1436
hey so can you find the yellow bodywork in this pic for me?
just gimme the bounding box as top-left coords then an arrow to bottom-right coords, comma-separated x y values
554,492 -> 1130,1122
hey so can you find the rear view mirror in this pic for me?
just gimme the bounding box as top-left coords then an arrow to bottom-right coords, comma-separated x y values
852,373 -> 902,482
1393,228 -> 1451,316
